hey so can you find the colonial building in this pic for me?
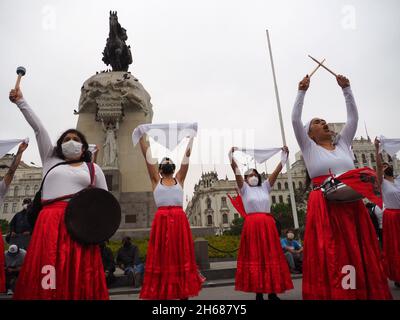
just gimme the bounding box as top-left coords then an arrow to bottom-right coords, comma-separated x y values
186,123 -> 399,230
0,154 -> 42,222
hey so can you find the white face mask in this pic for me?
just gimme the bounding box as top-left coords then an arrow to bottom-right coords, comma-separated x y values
287,233 -> 295,240
248,176 -> 259,187
61,140 -> 83,160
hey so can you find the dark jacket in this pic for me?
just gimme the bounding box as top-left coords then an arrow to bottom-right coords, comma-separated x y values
116,244 -> 141,267
9,210 -> 32,234
100,245 -> 116,273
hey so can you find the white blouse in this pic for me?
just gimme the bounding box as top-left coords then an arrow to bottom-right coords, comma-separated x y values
16,99 -> 108,200
291,87 -> 358,179
240,180 -> 272,214
153,180 -> 184,207
382,178 -> 400,210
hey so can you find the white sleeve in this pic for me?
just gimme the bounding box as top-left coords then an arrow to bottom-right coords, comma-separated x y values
93,164 -> 109,191
239,182 -> 248,196
16,99 -> 54,163
291,90 -> 312,151
263,179 -> 272,192
339,86 -> 358,146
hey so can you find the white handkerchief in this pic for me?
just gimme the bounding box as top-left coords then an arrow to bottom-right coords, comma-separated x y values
0,138 -> 28,159
379,135 -> 400,157
236,148 -> 288,166
88,144 -> 98,154
132,122 -> 198,150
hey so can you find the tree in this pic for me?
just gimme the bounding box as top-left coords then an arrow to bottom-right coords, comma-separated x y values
224,217 -> 244,236
0,219 -> 9,233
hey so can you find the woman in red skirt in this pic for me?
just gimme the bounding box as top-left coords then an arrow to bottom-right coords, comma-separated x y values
0,141 -> 28,294
9,87 -> 109,300
137,134 -> 203,299
292,75 -> 392,299
228,146 -> 293,301
375,138 -> 400,288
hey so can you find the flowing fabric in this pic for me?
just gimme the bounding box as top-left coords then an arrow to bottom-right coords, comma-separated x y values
302,175 -> 392,300
379,135 -> 400,158
235,212 -> 293,293
140,206 -> 204,300
132,123 -> 198,150
0,232 -> 5,293
13,201 -> 109,300
382,208 -> 400,282
227,193 -> 247,218
0,138 -> 28,158
235,148 -> 288,166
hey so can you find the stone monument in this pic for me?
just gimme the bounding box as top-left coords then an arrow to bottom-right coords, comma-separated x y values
76,11 -> 157,234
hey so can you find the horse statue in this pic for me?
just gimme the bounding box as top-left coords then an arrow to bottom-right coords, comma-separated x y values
102,11 -> 133,71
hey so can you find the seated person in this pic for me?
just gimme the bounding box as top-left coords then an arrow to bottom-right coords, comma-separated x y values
281,229 -> 303,274
99,241 -> 116,286
4,244 -> 26,295
116,237 -> 144,287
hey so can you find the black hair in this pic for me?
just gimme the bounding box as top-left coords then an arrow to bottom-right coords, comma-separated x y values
286,229 -> 295,234
158,157 -> 176,171
55,129 -> 92,162
244,168 -> 262,187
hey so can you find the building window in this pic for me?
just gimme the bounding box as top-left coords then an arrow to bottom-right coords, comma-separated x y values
3,203 -> 8,213
279,195 -> 284,203
25,185 -> 30,196
284,182 -> 289,190
272,196 -> 276,204
362,154 -> 367,164
105,175 -> 113,191
207,215 -> 213,226
221,196 -> 227,208
299,181 -> 303,189
206,197 -> 212,209
12,203 -> 17,213
34,185 -> 39,193
14,186 -> 19,197
277,182 -> 281,190
234,213 -> 239,220
125,214 -> 137,223
370,153 -> 375,162
222,214 -> 228,224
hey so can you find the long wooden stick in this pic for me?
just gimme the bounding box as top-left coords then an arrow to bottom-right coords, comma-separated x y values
309,58 -> 325,77
266,29 -> 299,229
308,55 -> 337,77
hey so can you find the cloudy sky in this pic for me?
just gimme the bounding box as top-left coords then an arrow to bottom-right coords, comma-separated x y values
1,0 -> 399,202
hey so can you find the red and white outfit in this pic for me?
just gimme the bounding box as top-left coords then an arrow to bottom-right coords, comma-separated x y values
292,87 -> 392,299
0,180 -> 9,292
232,180 -> 293,294
13,99 -> 109,300
139,179 -> 204,299
382,177 -> 400,282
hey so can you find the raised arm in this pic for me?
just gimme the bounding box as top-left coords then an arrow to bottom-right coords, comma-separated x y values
374,137 -> 384,186
229,147 -> 244,190
267,146 -> 288,187
291,76 -> 312,151
3,142 -> 28,186
176,137 -> 194,185
337,75 -> 358,146
9,88 -> 54,163
139,135 -> 160,188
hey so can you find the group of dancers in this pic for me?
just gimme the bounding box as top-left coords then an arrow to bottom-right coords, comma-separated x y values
0,71 -> 398,300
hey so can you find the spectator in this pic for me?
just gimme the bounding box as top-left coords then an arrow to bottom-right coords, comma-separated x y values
281,229 -> 303,274
4,244 -> 26,295
99,241 -> 116,287
7,198 -> 33,250
366,202 -> 383,247
116,237 -> 144,287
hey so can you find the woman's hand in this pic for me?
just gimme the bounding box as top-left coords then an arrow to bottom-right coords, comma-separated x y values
282,146 -> 289,155
336,75 -> 350,88
374,137 -> 380,151
9,88 -> 23,103
298,76 -> 310,91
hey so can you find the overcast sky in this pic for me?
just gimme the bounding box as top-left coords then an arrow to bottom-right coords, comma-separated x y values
1,0 -> 399,202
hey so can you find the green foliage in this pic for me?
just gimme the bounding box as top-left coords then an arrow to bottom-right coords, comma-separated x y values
224,217 -> 244,236
204,235 -> 241,258
107,239 -> 148,261
0,219 -> 9,234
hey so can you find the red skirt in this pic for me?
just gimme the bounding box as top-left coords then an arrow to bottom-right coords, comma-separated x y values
13,201 -> 109,300
0,230 -> 5,293
302,176 -> 392,300
383,208 -> 400,281
235,213 -> 293,294
139,206 -> 204,300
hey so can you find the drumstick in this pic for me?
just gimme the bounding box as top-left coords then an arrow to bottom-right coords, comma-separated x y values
308,58 -> 325,77
308,55 -> 337,77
